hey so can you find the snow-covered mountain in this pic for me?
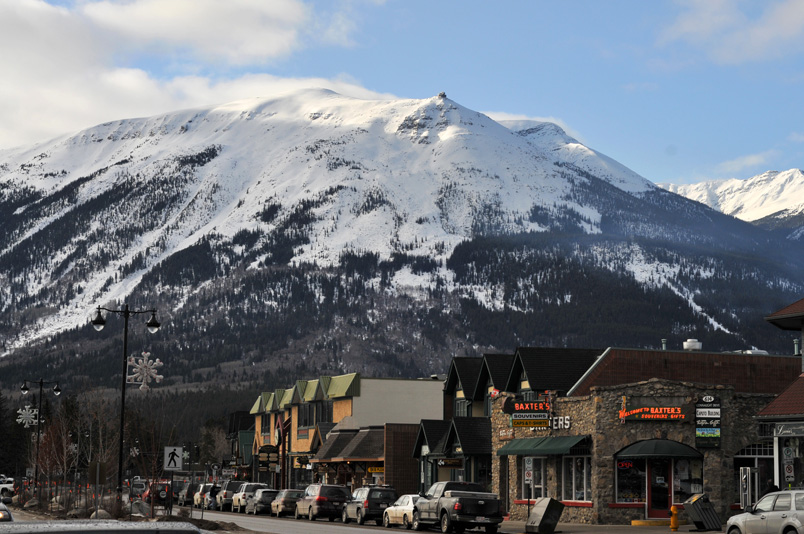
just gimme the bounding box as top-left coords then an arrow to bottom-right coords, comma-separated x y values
1,89 -> 802,393
659,169 -> 804,240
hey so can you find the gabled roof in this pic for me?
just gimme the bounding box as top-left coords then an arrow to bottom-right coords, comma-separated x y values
472,353 -> 514,400
278,387 -> 294,409
249,396 -> 263,415
766,297 -> 804,331
506,347 -> 602,394
293,380 -> 310,403
334,426 -> 385,461
758,374 -> 804,418
304,379 -> 322,402
412,419 -> 451,457
310,422 -> 337,451
443,357 -> 484,396
327,373 -> 360,398
312,428 -> 359,461
444,417 -> 492,456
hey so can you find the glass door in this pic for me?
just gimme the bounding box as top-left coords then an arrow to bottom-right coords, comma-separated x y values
648,458 -> 671,518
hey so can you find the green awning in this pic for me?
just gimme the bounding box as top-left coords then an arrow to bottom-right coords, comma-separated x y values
615,439 -> 702,459
496,436 -> 587,456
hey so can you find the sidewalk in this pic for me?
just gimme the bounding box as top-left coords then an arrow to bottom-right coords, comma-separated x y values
500,520 -> 719,534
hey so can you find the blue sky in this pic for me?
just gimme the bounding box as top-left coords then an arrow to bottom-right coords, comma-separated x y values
2,0 -> 803,185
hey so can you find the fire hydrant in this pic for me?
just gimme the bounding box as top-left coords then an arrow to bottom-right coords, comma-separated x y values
670,505 -> 679,532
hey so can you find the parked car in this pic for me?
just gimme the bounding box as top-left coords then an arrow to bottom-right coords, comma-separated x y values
727,490 -> 804,534
271,488 -> 305,517
232,483 -> 268,513
0,496 -> 14,522
343,485 -> 399,526
130,480 -> 147,500
143,481 -> 173,509
193,483 -> 219,509
216,480 -> 244,512
382,494 -> 422,529
245,488 -> 279,515
177,482 -> 197,507
294,483 -> 350,521
412,481 -> 503,534
171,480 -> 187,501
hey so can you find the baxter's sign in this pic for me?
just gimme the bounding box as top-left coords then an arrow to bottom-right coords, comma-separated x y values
619,396 -> 689,421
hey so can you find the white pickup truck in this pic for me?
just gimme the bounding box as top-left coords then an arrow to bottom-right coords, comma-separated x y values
0,475 -> 15,497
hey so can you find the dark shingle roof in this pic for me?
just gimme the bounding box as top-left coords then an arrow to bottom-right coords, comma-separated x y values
413,419 -> 451,457
447,417 -> 492,456
512,347 -> 602,393
758,374 -> 804,418
336,426 -> 385,460
444,357 -> 484,395
472,353 -> 514,400
313,428 -> 358,461
766,297 -> 804,331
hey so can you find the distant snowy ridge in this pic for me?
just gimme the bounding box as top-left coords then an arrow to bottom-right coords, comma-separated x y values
659,169 -> 804,223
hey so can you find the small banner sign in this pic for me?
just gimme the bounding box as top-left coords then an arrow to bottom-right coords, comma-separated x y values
695,395 -> 721,448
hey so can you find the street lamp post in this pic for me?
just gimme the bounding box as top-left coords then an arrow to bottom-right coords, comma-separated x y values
20,378 -> 61,497
91,304 -> 160,500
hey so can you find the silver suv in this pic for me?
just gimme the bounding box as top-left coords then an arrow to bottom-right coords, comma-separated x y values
216,480 -> 244,512
727,490 -> 804,534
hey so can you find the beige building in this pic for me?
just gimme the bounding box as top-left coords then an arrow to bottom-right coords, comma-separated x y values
249,372 -> 443,489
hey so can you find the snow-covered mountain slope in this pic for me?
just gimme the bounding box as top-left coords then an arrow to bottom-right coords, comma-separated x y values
659,169 -> 804,239
0,89 -> 802,385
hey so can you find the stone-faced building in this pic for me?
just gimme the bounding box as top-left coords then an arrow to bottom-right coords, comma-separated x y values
488,346 -> 801,524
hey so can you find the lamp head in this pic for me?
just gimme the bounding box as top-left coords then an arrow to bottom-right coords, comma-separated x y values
20,382 -> 29,395
53,384 -> 61,396
91,308 -> 106,331
146,312 -> 160,334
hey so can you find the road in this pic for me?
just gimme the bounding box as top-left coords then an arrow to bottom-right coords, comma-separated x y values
185,507 -> 395,534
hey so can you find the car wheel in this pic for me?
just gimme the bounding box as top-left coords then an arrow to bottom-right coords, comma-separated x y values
308,507 -> 316,521
404,513 -> 412,530
440,512 -> 453,533
727,529 -> 742,534
357,508 -> 365,525
342,507 -> 350,523
384,512 -> 391,528
412,511 -> 423,531
484,526 -> 497,534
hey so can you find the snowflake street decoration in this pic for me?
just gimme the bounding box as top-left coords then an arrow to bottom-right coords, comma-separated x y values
127,351 -> 164,391
130,447 -> 140,458
17,405 -> 39,428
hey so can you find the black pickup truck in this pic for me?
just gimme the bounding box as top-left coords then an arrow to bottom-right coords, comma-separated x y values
412,481 -> 503,533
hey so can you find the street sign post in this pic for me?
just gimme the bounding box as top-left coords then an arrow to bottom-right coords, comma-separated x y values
164,446 -> 182,471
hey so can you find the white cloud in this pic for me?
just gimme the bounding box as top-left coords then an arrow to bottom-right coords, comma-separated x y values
81,0 -> 310,65
716,150 -> 779,174
482,111 -> 585,143
0,0 -> 387,149
789,132 -> 804,143
661,0 -> 804,64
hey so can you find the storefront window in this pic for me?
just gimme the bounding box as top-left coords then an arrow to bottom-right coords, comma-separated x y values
562,456 -> 592,501
673,458 -> 703,503
616,458 -> 646,503
734,442 -> 774,499
520,456 -> 545,500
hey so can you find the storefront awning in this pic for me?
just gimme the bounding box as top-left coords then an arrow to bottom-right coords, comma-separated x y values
496,435 -> 587,456
615,439 -> 702,459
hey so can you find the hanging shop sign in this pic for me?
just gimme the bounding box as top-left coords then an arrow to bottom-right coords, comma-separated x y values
619,396 -> 690,421
695,395 -> 721,448
368,467 -> 385,474
437,458 -> 464,469
503,396 -> 569,428
775,423 -> 804,437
